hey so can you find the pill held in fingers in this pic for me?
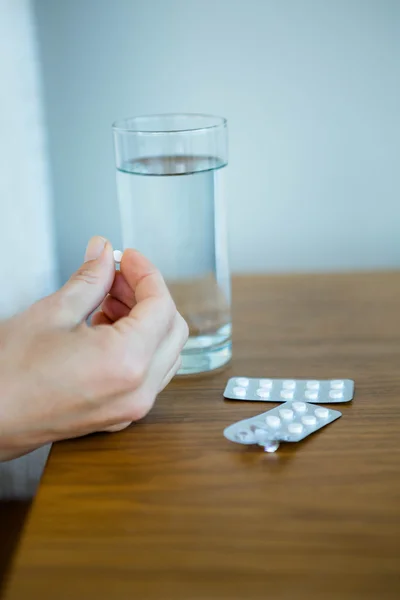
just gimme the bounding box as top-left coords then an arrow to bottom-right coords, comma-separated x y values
113,249 -> 123,263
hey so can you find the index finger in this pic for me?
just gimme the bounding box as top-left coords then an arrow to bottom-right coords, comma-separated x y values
113,249 -> 176,357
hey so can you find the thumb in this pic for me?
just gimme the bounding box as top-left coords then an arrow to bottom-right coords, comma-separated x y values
52,236 -> 115,327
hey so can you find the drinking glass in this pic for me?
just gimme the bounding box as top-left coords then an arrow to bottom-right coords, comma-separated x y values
112,113 -> 231,375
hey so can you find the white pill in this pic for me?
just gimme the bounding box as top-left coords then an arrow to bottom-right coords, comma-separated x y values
305,390 -> 318,400
282,380 -> 296,389
279,408 -> 294,420
280,390 -> 294,400
236,377 -> 250,387
266,415 -> 281,428
292,401 -> 307,413
315,407 -> 330,419
306,380 -> 320,390
259,379 -> 273,388
330,380 -> 344,389
288,422 -> 303,435
256,388 -> 270,399
252,427 -> 269,440
329,390 -> 343,399
113,249 -> 123,263
302,415 -> 317,426
233,386 -> 247,397
263,440 -> 280,453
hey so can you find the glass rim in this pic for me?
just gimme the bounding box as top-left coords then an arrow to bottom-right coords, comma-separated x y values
112,113 -> 227,135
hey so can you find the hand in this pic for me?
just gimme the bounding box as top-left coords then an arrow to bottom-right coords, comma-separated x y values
0,237 -> 188,461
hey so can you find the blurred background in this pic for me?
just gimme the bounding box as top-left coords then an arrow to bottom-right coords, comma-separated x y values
2,0 -> 400,314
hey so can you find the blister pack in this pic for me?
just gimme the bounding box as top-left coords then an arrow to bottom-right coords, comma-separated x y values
223,401 -> 342,452
224,377 -> 354,403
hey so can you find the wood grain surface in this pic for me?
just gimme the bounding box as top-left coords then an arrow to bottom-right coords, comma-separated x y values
4,273 -> 400,600
0,502 -> 31,596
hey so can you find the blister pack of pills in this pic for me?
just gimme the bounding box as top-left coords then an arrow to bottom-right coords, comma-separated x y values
224,401 -> 342,452
224,377 -> 354,403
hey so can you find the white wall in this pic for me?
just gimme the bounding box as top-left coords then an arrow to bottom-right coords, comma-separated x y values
33,0 -> 400,280
0,0 -> 57,316
0,0 -> 55,498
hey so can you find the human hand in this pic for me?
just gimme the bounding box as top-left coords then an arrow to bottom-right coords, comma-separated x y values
0,237 -> 188,461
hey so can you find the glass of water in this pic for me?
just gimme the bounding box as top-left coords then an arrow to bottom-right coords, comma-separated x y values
112,113 -> 231,375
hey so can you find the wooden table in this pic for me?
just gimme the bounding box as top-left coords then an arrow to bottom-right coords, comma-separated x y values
4,274 -> 400,599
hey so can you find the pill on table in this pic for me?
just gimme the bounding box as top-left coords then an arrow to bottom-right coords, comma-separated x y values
236,377 -> 249,387
329,390 -> 343,399
259,379 -> 273,388
302,415 -> 317,426
288,422 -> 303,435
256,388 -> 270,399
281,390 -> 294,400
252,427 -> 269,440
306,380 -> 320,390
279,408 -> 294,420
305,390 -> 318,400
263,440 -> 280,453
113,249 -> 123,263
266,415 -> 281,428
315,407 -> 329,419
330,380 -> 344,389
292,401 -> 307,413
282,380 -> 296,389
233,386 -> 247,397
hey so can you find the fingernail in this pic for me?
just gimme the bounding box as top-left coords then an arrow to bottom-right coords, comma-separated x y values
85,236 -> 107,261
